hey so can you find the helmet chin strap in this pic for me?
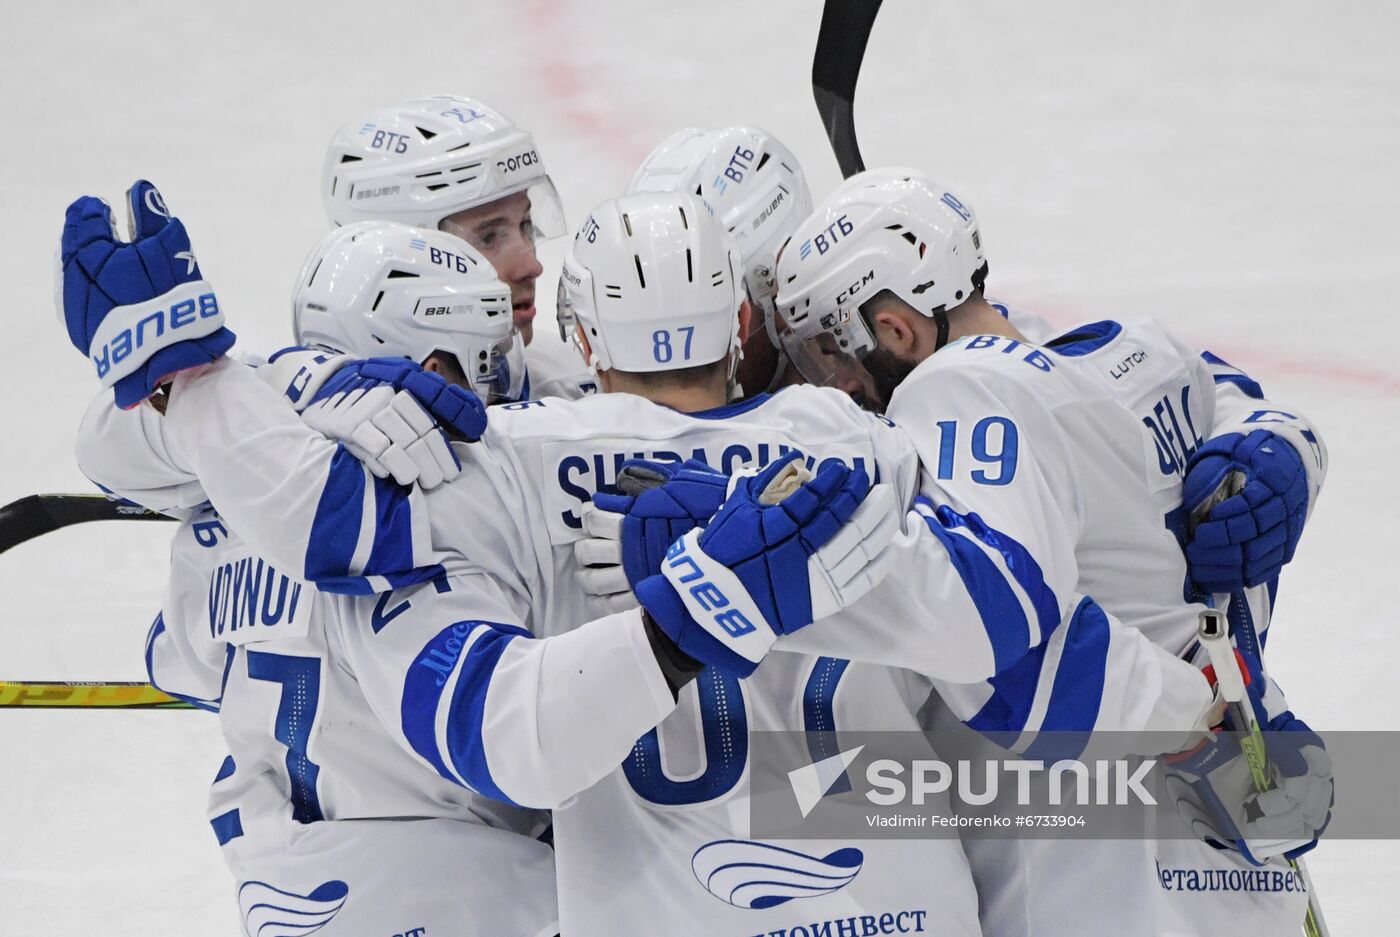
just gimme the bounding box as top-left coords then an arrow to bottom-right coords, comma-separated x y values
725,323 -> 745,401
932,310 -> 951,353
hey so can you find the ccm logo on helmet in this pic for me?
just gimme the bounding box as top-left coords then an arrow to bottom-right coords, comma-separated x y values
94,293 -> 220,379
496,150 -> 540,176
835,271 -> 876,306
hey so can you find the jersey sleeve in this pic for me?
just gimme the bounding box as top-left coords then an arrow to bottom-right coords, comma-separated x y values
144,511 -> 235,710
76,390 -> 209,516
1197,348 -> 1328,522
931,594 -> 1217,757
158,358 -> 452,594
329,575 -> 677,810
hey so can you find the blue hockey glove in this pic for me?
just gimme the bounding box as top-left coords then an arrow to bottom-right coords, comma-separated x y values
1183,430 -> 1309,593
633,452 -> 898,677
597,459 -> 730,583
1166,659 -> 1333,864
574,459 -> 730,611
308,357 -> 489,442
59,180 -> 235,409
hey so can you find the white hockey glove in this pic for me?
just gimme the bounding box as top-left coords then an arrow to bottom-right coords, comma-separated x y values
1166,663 -> 1333,864
303,385 -> 461,489
260,352 -> 486,490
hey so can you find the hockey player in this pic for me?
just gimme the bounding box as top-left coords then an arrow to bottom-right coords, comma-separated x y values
60,184 -> 969,937
624,125 -> 813,396
68,197 -> 562,936
761,168 -> 1332,936
619,129 -> 1305,614
322,93 -> 594,400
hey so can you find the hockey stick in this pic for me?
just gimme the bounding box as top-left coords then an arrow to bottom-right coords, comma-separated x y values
812,0 -> 883,178
0,493 -> 173,554
0,681 -> 194,709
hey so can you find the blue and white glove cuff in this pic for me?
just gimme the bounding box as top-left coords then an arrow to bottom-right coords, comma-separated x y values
88,280 -> 221,387
659,529 -> 777,669
258,348 -> 353,412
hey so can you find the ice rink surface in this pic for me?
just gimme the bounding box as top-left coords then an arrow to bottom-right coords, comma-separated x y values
1,1 -> 1396,933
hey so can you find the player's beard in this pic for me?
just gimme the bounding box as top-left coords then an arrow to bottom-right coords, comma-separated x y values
861,346 -> 918,412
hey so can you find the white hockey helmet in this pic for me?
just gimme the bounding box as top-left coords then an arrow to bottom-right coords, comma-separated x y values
772,168 -> 987,387
556,192 -> 745,376
321,95 -> 566,237
625,126 -> 812,325
292,221 -> 525,403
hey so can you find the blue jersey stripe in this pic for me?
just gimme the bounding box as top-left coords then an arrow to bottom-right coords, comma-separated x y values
214,755 -> 236,783
210,808 -> 243,845
144,612 -> 224,713
1201,351 -> 1266,400
925,500 -> 1062,645
966,643 -> 1046,737
365,476 -> 415,577
305,446 -> 366,588
1212,372 -> 1265,400
968,597 -> 1114,756
1021,598 -> 1112,760
401,620 -> 532,804
915,498 -> 1053,672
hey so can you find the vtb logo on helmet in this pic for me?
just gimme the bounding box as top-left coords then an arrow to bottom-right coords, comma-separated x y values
556,193 -> 745,382
775,167 -> 987,348
293,221 -> 526,404
322,95 -> 566,238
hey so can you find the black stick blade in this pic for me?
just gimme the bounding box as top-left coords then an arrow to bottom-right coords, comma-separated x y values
0,493 -> 172,555
812,0 -> 884,178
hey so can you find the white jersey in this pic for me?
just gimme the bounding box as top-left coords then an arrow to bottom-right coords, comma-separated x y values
368,391 -> 981,937
145,505 -> 559,937
856,316 -> 1326,937
79,317 -> 1327,937
104,363 -> 977,937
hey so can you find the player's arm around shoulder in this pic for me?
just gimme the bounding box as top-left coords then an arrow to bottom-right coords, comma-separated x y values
893,341 -> 1089,672
331,572 -> 678,810
159,357 -> 464,595
779,344 -> 1090,683
892,338 -> 1088,565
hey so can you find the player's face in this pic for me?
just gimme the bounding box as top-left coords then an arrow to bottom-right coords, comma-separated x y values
772,309 -> 886,411
440,191 -> 545,345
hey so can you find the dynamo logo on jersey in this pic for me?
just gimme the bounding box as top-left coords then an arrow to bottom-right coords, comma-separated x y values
239,879 -> 348,937
692,839 -> 863,909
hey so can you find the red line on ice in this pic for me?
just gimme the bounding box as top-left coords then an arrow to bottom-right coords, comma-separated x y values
518,0 -> 655,173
